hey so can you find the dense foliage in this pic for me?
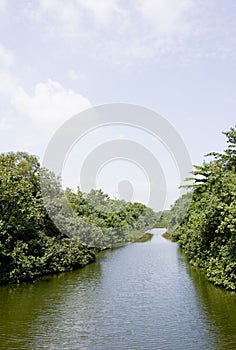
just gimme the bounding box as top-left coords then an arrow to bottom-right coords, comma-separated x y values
0,152 -> 95,285
0,152 -> 157,285
154,211 -> 170,228
168,127 -> 236,290
63,187 -> 157,248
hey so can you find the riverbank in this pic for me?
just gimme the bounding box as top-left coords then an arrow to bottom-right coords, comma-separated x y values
162,230 -> 171,240
134,233 -> 153,242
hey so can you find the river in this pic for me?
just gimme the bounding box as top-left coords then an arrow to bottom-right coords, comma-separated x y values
0,228 -> 235,350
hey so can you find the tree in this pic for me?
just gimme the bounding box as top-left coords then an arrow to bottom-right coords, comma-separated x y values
0,152 -> 95,285
169,127 -> 236,290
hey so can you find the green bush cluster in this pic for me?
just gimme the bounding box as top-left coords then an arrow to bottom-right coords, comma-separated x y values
63,188 -> 157,248
0,152 -> 96,285
169,127 -> 236,290
0,151 -> 157,285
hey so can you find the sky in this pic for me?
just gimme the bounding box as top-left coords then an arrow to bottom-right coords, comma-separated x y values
0,0 -> 236,209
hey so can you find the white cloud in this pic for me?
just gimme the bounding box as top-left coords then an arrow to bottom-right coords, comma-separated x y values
34,0 -> 125,42
39,0 -> 121,25
0,40 -> 92,146
77,0 -> 122,25
137,0 -> 193,37
18,0 -> 236,63
32,0 -> 197,62
38,0 -> 81,34
0,44 -> 14,66
12,79 -> 91,134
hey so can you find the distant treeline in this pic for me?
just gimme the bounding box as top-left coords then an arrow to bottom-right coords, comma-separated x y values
160,127 -> 236,290
0,152 -> 157,285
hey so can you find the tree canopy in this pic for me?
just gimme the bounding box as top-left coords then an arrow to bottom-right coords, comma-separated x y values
0,152 -> 157,285
168,127 -> 236,290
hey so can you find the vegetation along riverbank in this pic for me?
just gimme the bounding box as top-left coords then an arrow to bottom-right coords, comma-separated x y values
1,126 -> 235,290
157,127 -> 236,291
0,152 -> 157,285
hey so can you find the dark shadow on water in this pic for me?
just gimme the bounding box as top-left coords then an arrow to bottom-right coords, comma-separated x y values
180,250 -> 236,350
0,261 -> 102,349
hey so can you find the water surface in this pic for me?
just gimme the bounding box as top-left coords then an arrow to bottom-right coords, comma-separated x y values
0,229 -> 235,349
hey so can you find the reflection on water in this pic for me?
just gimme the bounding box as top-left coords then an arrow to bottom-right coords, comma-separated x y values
0,228 -> 235,350
0,262 -> 102,349
185,256 -> 236,350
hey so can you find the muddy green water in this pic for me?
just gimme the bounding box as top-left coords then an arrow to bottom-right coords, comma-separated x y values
0,229 -> 235,350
